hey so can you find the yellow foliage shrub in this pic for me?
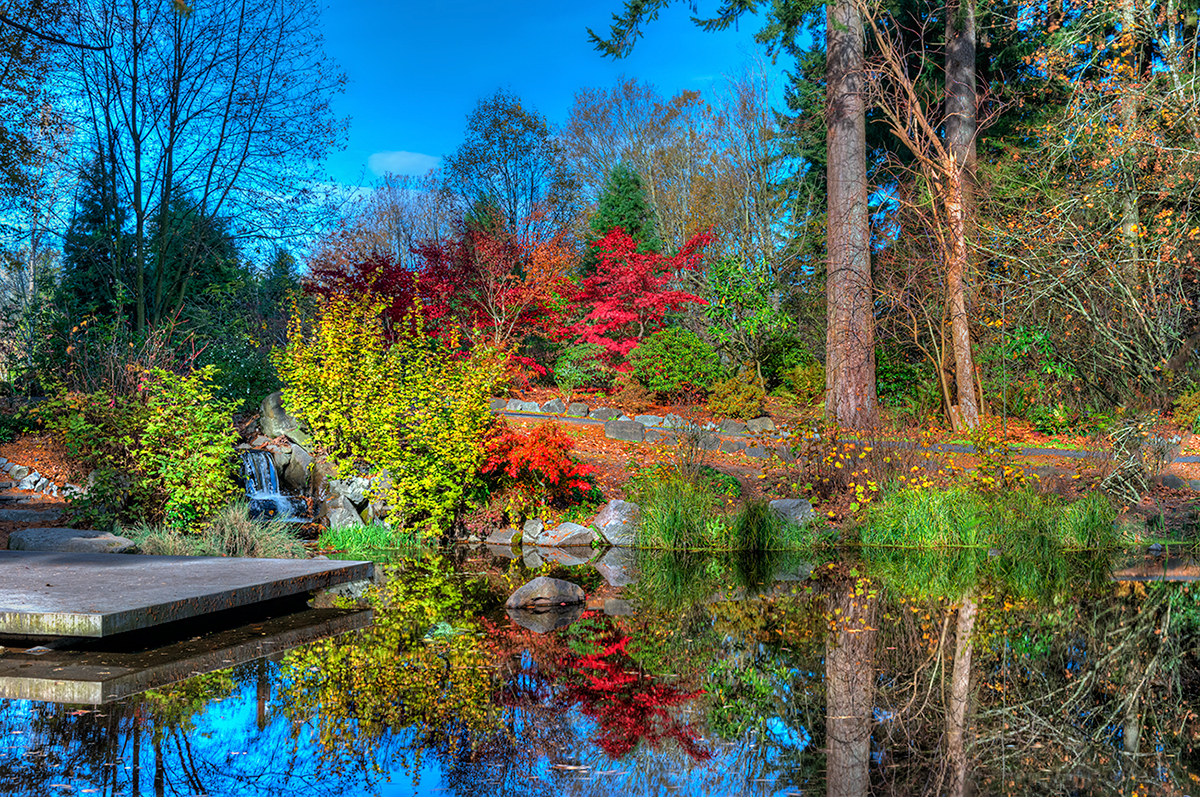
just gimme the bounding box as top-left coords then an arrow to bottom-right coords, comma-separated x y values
276,292 -> 504,535
707,370 -> 765,419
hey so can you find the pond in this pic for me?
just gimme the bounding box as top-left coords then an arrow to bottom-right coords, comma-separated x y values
0,545 -> 1197,796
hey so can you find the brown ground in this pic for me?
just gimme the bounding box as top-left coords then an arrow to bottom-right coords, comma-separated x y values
0,433 -> 72,550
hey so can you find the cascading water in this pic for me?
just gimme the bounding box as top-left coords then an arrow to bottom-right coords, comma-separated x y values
241,450 -> 309,521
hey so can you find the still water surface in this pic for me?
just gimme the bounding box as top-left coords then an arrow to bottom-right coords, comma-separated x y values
0,546 -> 1197,796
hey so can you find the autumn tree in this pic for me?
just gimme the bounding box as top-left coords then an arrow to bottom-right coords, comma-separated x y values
572,227 -> 709,363
444,89 -> 581,246
588,1 -> 879,426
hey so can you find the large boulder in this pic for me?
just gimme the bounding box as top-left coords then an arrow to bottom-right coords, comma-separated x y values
539,522 -> 594,547
604,420 -> 645,442
770,498 -> 815,527
592,500 -> 640,547
540,398 -> 566,414
321,494 -> 363,529
259,391 -> 313,448
506,399 -> 541,414
505,576 -> 585,609
8,527 -> 136,554
522,518 -> 545,546
485,527 -> 522,546
331,476 -> 370,510
281,444 -> 313,491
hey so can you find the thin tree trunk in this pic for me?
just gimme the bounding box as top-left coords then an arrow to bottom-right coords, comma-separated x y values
947,595 -> 978,797
945,165 -> 979,427
825,0 -> 878,428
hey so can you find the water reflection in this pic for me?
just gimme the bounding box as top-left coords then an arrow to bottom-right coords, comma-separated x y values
0,547 -> 1196,796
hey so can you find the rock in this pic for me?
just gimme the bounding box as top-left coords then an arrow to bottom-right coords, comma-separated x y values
506,399 -> 541,414
773,561 -> 815,581
259,391 -> 313,448
522,518 -> 545,545
486,543 -> 520,560
770,498 -> 815,527
523,548 -> 545,569
747,417 -> 776,433
332,476 -> 370,509
251,434 -> 270,447
489,397 -> 509,411
539,546 -> 594,566
592,500 -> 640,547
282,444 -> 313,491
540,398 -> 566,414
593,547 -> 638,586
506,605 -> 584,634
1161,473 -> 1187,490
539,522 -> 595,547
486,527 -> 522,546
322,495 -> 363,529
42,484 -> 58,498
270,444 -> 292,472
32,477 -> 49,493
16,472 -> 41,491
567,402 -> 590,417
0,457 -> 7,466
720,419 -> 749,434
604,420 -> 645,442
1190,479 -> 1200,492
635,414 -> 663,427
604,598 -> 634,616
1,462 -> 12,472
8,527 -> 136,555
64,483 -> 84,498
0,508 -> 61,524
719,439 -> 746,454
589,407 -> 622,421
505,576 -> 586,609
699,433 -> 720,451
664,413 -> 688,429
8,464 -> 29,481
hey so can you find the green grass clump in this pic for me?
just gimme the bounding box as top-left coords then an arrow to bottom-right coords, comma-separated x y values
317,521 -> 419,560
862,487 -> 1121,551
125,501 -> 306,558
728,499 -> 810,551
632,474 -> 721,550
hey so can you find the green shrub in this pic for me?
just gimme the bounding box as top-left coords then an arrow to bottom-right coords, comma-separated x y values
125,502 -> 306,558
784,361 -> 825,405
628,328 -> 721,395
707,370 -> 765,419
39,365 -> 238,530
554,342 -> 610,402
1174,389 -> 1200,432
276,294 -> 505,536
0,410 -> 35,444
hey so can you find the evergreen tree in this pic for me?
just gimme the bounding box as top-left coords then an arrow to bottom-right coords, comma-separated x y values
583,162 -> 660,273
149,188 -> 241,320
590,163 -> 660,250
59,156 -> 134,320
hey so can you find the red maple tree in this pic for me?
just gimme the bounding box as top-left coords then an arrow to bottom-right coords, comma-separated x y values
571,228 -> 711,364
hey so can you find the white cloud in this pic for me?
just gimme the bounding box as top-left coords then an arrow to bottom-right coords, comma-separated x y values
367,150 -> 441,177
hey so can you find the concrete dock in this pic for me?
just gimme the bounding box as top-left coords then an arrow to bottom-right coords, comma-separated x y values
0,550 -> 373,637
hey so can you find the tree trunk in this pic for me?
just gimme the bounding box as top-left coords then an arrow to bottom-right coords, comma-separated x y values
825,581 -> 877,797
825,0 -> 878,428
945,165 -> 979,427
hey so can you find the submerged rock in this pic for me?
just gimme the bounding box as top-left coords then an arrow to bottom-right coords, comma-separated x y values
505,576 -> 585,609
506,605 -> 585,634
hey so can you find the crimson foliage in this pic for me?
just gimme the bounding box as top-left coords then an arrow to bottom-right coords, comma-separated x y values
571,228 -> 710,363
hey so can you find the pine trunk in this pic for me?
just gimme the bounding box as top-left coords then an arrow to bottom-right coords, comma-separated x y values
825,0 -> 878,428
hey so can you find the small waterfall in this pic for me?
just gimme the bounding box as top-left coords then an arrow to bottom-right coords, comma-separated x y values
241,450 -> 308,522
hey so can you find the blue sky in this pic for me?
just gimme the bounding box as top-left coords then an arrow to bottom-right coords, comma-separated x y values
317,1 -> 781,186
